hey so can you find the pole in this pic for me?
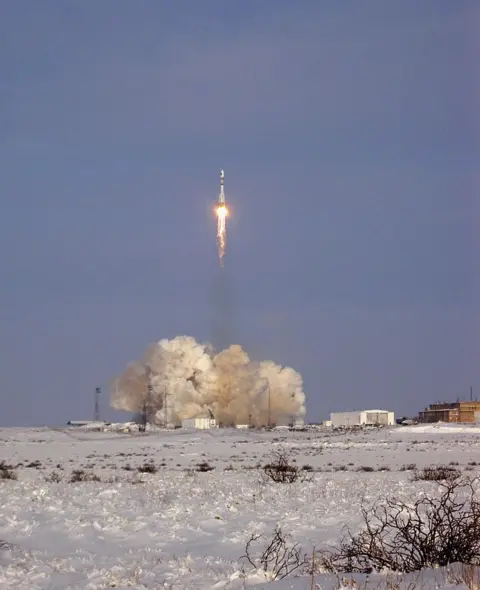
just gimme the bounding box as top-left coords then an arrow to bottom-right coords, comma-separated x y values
145,383 -> 153,430
94,387 -> 101,422
268,384 -> 271,428
164,386 -> 167,429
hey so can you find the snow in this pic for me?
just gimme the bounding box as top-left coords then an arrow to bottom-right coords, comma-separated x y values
1,425 -> 479,588
396,422 -> 480,434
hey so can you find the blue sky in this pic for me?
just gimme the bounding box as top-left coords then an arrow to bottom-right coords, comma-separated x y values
0,1 -> 478,425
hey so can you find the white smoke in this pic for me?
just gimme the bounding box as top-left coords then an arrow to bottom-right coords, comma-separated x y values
110,335 -> 306,426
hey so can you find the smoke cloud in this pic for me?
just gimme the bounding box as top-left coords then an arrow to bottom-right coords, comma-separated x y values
110,336 -> 306,426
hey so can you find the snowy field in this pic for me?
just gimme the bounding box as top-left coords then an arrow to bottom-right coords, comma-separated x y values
1,424 -> 480,589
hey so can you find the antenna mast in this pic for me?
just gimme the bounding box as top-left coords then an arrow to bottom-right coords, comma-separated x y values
94,387 -> 101,422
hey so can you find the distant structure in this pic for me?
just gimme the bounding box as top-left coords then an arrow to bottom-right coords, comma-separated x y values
181,413 -> 218,430
66,420 -> 107,431
419,401 -> 480,423
290,417 -> 305,428
94,387 -> 101,422
330,409 -> 395,428
67,421 -> 93,427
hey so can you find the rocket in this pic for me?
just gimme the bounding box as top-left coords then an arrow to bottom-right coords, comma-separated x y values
219,169 -> 225,206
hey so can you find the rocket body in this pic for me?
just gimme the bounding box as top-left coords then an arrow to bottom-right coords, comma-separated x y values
219,169 -> 225,205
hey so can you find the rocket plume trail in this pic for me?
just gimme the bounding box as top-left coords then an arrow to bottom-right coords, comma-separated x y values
216,169 -> 228,267
216,204 -> 227,267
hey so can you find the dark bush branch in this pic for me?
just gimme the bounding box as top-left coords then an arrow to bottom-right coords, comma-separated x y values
263,449 -> 311,484
241,526 -> 306,580
318,477 -> 480,574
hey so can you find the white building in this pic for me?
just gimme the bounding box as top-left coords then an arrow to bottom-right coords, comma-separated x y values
181,416 -> 218,430
292,417 -> 305,428
330,409 -> 395,428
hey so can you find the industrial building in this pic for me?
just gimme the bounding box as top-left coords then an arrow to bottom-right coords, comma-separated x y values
66,420 -> 108,431
330,409 -> 395,428
419,401 -> 480,423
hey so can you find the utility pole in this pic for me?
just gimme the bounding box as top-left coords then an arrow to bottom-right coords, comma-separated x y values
268,384 -> 271,428
164,386 -> 168,429
141,383 -> 153,432
94,387 -> 101,422
147,383 -> 153,425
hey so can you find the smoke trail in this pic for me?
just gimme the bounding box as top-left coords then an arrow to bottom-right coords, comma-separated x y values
210,264 -> 235,353
216,205 -> 227,266
110,335 -> 306,426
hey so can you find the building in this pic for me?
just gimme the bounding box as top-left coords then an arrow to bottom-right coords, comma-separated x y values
289,417 -> 305,428
419,401 -> 480,423
330,409 -> 395,428
66,420 -> 107,429
181,416 -> 218,430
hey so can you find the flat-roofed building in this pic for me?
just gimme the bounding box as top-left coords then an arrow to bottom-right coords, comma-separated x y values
419,401 -> 480,423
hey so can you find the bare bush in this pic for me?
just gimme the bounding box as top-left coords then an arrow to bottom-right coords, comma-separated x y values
412,465 -> 461,482
318,478 -> 480,573
138,462 -> 157,474
45,471 -> 62,483
241,526 -> 307,580
69,469 -> 101,483
0,461 -> 17,481
196,461 -> 214,472
263,449 -> 310,484
25,460 -> 42,469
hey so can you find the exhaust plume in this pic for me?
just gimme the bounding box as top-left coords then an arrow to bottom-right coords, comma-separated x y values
110,336 -> 306,426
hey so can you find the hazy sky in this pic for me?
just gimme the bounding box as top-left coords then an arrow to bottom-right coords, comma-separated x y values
1,1 -> 478,426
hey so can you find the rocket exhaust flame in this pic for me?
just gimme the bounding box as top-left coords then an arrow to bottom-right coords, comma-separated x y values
216,169 -> 227,267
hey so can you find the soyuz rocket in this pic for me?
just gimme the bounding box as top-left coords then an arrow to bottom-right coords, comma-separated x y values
218,169 -> 225,207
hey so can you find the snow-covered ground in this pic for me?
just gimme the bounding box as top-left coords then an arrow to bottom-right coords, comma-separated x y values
1,424 -> 479,589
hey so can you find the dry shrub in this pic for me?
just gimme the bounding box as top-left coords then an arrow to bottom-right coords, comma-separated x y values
263,449 -> 310,484
318,478 -> 480,573
196,461 -> 215,472
69,469 -> 101,483
412,465 -> 461,482
45,471 -> 62,483
138,462 -> 157,473
0,461 -> 17,481
241,526 -> 307,580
